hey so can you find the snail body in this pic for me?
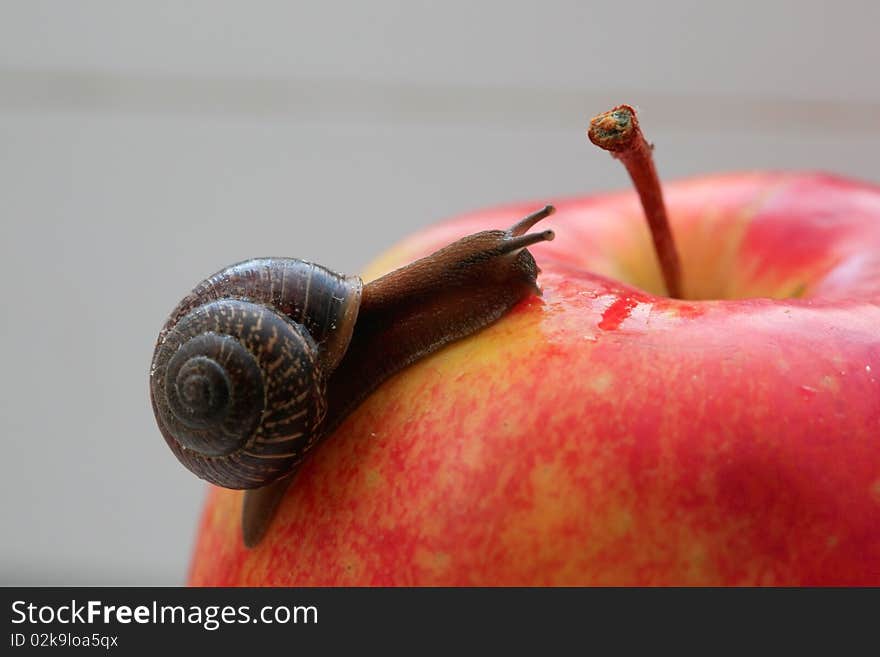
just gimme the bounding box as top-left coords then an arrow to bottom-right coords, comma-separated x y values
150,206 -> 555,544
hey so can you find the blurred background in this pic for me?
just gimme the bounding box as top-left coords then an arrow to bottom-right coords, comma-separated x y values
1,1 -> 878,584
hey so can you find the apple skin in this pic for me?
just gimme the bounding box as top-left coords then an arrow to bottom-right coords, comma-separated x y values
188,172 -> 880,585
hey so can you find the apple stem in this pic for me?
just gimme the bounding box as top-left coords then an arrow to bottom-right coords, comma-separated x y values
588,105 -> 682,299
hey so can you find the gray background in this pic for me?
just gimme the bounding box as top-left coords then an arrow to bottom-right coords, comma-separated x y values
1,1 -> 878,585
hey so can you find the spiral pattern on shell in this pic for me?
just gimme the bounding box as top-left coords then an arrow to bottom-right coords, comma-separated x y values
149,258 -> 362,489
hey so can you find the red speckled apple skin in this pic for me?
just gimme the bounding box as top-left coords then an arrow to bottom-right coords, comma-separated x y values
189,172 -> 880,585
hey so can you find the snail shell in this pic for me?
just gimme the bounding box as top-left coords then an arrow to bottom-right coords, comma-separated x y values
149,258 -> 362,489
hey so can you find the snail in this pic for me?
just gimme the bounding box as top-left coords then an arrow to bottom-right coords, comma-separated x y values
150,205 -> 555,547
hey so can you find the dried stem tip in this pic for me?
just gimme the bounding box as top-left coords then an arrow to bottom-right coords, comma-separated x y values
588,105 -> 643,153
587,105 -> 682,299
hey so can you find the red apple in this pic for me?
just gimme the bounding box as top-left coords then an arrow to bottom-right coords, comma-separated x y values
188,167 -> 880,585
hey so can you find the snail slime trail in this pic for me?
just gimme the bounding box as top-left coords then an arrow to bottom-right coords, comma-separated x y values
149,206 -> 555,546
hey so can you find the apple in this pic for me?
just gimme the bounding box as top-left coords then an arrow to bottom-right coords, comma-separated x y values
187,110 -> 880,585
